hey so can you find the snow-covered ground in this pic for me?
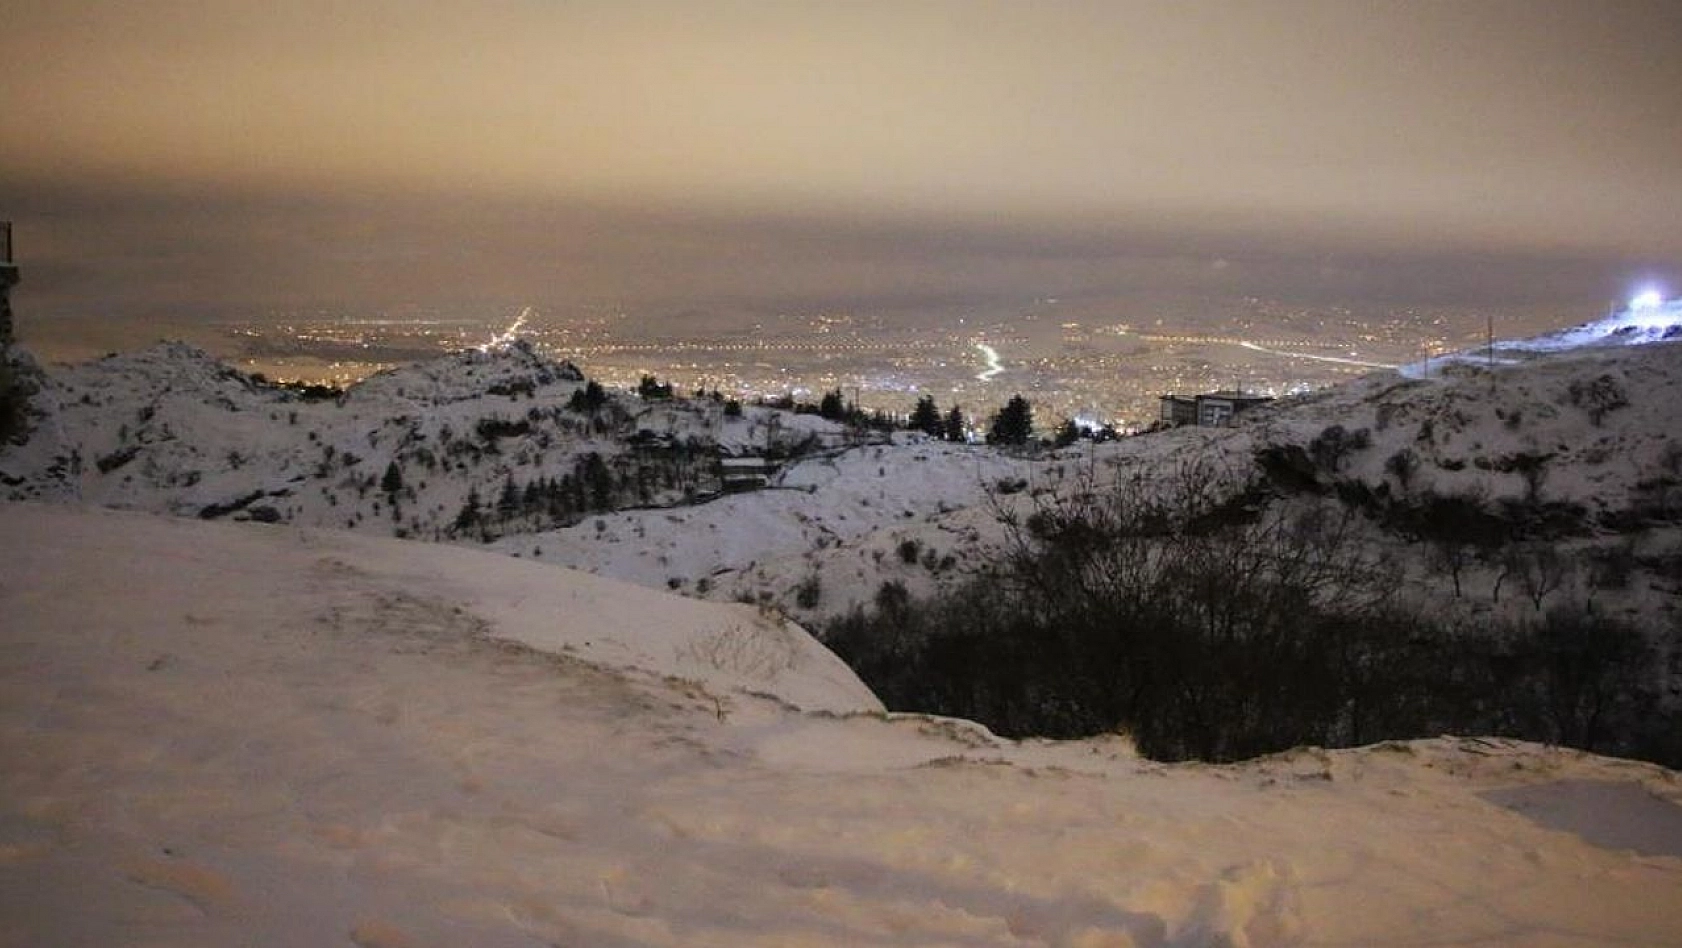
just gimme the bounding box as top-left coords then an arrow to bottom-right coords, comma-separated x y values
4,502 -> 1682,947
0,339 -> 852,539
5,319 -> 1681,630
0,338 -> 1057,618
1400,297 -> 1682,377
489,437 -> 1038,617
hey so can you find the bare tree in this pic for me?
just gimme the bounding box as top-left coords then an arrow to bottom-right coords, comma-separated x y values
1507,542 -> 1572,612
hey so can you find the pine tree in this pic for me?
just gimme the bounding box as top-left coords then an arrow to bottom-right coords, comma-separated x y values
454,486 -> 482,532
380,460 -> 404,496
581,453 -> 614,510
637,375 -> 673,400
818,388 -> 847,421
497,473 -> 519,519
943,405 -> 967,442
568,380 -> 607,414
987,395 -> 1034,446
0,358 -> 34,444
909,394 -> 943,438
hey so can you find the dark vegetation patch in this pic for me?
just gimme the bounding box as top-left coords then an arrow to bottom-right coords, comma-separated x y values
826,458 -> 1681,766
198,490 -> 268,519
0,357 -> 34,444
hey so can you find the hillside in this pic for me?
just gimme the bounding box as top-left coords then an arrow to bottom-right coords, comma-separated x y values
0,338 -> 1041,618
493,337 -> 1682,625
4,502 -> 1681,946
3,324 -> 1680,630
0,339 -> 850,537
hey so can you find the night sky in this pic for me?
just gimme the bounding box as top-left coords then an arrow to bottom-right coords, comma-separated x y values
4,0 -> 1680,326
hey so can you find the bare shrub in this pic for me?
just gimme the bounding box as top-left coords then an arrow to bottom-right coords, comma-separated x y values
680,622 -> 799,680
1567,374 -> 1628,425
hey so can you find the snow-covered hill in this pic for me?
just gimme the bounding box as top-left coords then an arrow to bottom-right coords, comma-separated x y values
4,502 -> 1681,946
0,338 -> 1059,618
1248,338 -> 1682,524
4,328 -> 1681,628
1402,295 -> 1682,376
0,339 -> 851,538
489,437 -> 1036,618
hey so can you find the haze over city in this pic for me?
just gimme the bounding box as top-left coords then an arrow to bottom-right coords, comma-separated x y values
12,7 -> 1682,943
4,0 -> 1680,423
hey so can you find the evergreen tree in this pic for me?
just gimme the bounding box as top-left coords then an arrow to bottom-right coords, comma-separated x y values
943,405 -> 967,442
581,453 -> 614,510
567,380 -> 607,414
909,395 -> 943,438
453,486 -> 482,532
497,473 -> 520,519
0,359 -> 33,445
637,375 -> 673,400
380,460 -> 404,496
987,395 -> 1034,446
818,388 -> 847,421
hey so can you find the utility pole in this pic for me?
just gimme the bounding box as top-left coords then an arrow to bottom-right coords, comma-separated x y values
1487,312 -> 1496,393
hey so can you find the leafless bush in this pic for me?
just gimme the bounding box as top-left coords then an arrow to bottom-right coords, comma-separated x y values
680,622 -> 800,680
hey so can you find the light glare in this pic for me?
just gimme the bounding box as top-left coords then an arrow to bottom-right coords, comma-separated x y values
1630,289 -> 1664,311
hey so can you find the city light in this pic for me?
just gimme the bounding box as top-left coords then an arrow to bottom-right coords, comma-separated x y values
1630,288 -> 1665,311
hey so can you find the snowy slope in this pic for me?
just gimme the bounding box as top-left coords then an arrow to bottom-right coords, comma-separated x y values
0,339 -> 851,540
3,502 -> 1681,947
1,339 -> 1054,618
493,336 -> 1682,622
490,437 -> 1037,617
1248,339 -> 1682,519
1400,296 -> 1682,376
6,332 -> 1680,629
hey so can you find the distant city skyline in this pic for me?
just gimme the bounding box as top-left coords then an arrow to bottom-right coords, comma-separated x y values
3,1 -> 1679,336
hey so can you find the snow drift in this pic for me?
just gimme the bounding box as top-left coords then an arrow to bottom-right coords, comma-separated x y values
2,502 -> 1680,946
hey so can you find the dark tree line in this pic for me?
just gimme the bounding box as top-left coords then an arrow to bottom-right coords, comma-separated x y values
907,395 -> 970,442
0,356 -> 34,444
446,442 -> 721,540
825,460 -> 1679,766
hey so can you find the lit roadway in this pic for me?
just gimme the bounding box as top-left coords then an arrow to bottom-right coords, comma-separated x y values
974,342 -> 1005,381
1121,330 -> 1399,369
481,306 -> 533,351
569,339 -> 950,355
1236,341 -> 1396,369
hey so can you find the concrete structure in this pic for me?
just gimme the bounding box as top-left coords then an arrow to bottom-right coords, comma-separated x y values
1159,394 -> 1199,427
1158,390 -> 1273,427
0,222 -> 17,348
719,455 -> 776,492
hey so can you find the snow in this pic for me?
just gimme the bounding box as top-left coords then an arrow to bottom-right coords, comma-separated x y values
4,501 -> 1682,946
1255,340 -> 1682,513
7,330 -> 1681,632
491,438 -> 1031,616
0,340 -> 853,543
1400,298 -> 1682,377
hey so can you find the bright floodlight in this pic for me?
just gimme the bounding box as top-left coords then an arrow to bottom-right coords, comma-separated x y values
1630,288 -> 1664,311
